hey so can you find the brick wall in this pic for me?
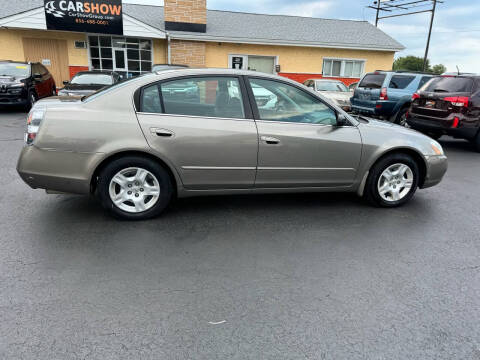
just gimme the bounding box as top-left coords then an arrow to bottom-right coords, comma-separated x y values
164,0 -> 206,24
170,40 -> 205,67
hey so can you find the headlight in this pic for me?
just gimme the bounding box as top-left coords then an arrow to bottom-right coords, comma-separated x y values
58,90 -> 69,96
9,82 -> 25,88
430,140 -> 444,156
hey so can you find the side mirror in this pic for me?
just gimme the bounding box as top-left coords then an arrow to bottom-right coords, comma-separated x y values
63,80 -> 69,85
337,114 -> 349,127
33,73 -> 42,80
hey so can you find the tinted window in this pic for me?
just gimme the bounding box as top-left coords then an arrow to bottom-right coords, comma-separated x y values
422,77 -> 474,93
417,76 -> 432,90
160,77 -> 245,119
249,78 -> 337,125
359,74 -> 386,89
141,84 -> 162,113
388,75 -> 415,89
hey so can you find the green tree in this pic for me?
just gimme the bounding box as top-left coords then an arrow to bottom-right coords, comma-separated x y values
393,56 -> 429,72
431,64 -> 447,75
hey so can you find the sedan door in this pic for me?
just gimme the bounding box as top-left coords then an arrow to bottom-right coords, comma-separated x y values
247,77 -> 362,188
136,76 -> 258,190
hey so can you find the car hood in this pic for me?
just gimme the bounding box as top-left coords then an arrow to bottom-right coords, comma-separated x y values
318,91 -> 352,103
0,76 -> 26,85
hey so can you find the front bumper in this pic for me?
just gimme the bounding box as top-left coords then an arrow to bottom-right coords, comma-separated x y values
0,92 -> 28,106
422,155 -> 448,189
17,145 -> 103,194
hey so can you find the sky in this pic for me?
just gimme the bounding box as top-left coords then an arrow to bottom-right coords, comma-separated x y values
123,0 -> 480,72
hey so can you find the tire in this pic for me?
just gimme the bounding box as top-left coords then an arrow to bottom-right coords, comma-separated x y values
394,107 -> 409,127
52,86 -> 57,96
25,91 -> 37,111
473,131 -> 480,153
97,156 -> 173,220
364,153 -> 419,207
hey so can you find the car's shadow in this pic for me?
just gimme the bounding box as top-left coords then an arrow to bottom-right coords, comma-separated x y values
439,137 -> 477,153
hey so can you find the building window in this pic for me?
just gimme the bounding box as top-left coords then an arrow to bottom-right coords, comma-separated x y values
88,36 -> 152,78
322,59 -> 364,78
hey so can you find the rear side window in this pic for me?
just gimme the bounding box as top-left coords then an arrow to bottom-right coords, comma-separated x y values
160,77 -> 245,119
422,77 -> 474,93
359,74 -> 386,89
417,76 -> 432,90
388,75 -> 415,89
141,84 -> 162,113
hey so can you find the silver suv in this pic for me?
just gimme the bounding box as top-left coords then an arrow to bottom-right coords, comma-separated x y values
17,69 -> 447,220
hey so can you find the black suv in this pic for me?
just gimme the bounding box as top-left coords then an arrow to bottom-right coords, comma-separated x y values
407,75 -> 480,151
0,61 -> 57,110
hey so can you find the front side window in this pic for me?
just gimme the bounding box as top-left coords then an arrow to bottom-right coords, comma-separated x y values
323,59 -> 364,78
249,78 -> 337,125
160,77 -> 245,119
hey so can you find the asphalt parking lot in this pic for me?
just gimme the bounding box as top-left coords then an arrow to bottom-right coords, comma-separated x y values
1,109 -> 479,359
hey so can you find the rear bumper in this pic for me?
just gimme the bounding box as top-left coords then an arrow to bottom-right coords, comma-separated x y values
422,155 -> 448,189
351,100 -> 395,117
407,114 -> 479,140
17,145 -> 103,194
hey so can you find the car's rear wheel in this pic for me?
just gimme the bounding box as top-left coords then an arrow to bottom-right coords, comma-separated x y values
97,156 -> 173,220
364,153 -> 419,207
52,86 -> 57,96
394,107 -> 409,127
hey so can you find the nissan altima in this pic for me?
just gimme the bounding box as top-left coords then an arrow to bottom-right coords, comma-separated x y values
17,69 -> 447,220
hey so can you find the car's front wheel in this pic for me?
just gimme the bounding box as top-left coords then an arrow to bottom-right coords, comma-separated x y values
364,153 -> 419,207
97,156 -> 173,220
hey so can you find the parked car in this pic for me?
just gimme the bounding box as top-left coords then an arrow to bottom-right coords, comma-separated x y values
407,74 -> 480,151
349,82 -> 358,91
351,71 -> 433,125
304,79 -> 352,111
152,64 -> 189,72
0,60 -> 56,110
17,69 -> 447,220
58,71 -> 121,97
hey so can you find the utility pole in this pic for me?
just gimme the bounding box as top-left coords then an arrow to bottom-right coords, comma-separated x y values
375,0 -> 381,26
423,0 -> 437,71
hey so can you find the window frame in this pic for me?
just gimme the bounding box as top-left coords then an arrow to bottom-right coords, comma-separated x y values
136,74 -> 254,120
322,58 -> 365,78
245,76 -> 349,127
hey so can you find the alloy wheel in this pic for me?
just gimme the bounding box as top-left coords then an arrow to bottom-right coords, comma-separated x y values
377,163 -> 414,202
108,167 -> 160,213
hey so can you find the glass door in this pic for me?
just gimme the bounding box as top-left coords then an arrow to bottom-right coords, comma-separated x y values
113,48 -> 127,78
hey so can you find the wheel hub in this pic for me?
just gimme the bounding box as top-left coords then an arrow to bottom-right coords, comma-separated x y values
108,167 -> 160,213
377,163 -> 414,202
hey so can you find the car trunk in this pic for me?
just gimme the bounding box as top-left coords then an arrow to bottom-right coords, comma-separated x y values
353,73 -> 385,108
412,91 -> 470,118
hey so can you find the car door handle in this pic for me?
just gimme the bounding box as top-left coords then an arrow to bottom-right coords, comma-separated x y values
261,136 -> 280,145
151,128 -> 174,137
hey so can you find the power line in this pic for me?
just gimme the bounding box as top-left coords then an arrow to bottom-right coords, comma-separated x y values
369,0 -> 443,71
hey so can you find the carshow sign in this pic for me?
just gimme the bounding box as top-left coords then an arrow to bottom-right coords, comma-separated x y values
44,0 -> 123,34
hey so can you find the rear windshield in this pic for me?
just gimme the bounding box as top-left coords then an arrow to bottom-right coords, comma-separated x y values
359,74 -> 386,89
421,77 -> 474,93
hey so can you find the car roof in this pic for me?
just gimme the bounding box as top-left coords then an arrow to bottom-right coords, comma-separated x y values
0,60 -> 30,65
368,70 -> 432,76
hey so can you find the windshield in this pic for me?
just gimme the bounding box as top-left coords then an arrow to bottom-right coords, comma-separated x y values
316,81 -> 349,92
0,63 -> 30,77
421,76 -> 474,93
71,73 -> 113,85
83,74 -> 148,102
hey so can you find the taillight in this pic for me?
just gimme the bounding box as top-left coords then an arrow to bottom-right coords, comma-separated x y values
412,93 -> 420,101
444,96 -> 469,107
452,116 -> 460,128
25,109 -> 45,145
380,87 -> 388,100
